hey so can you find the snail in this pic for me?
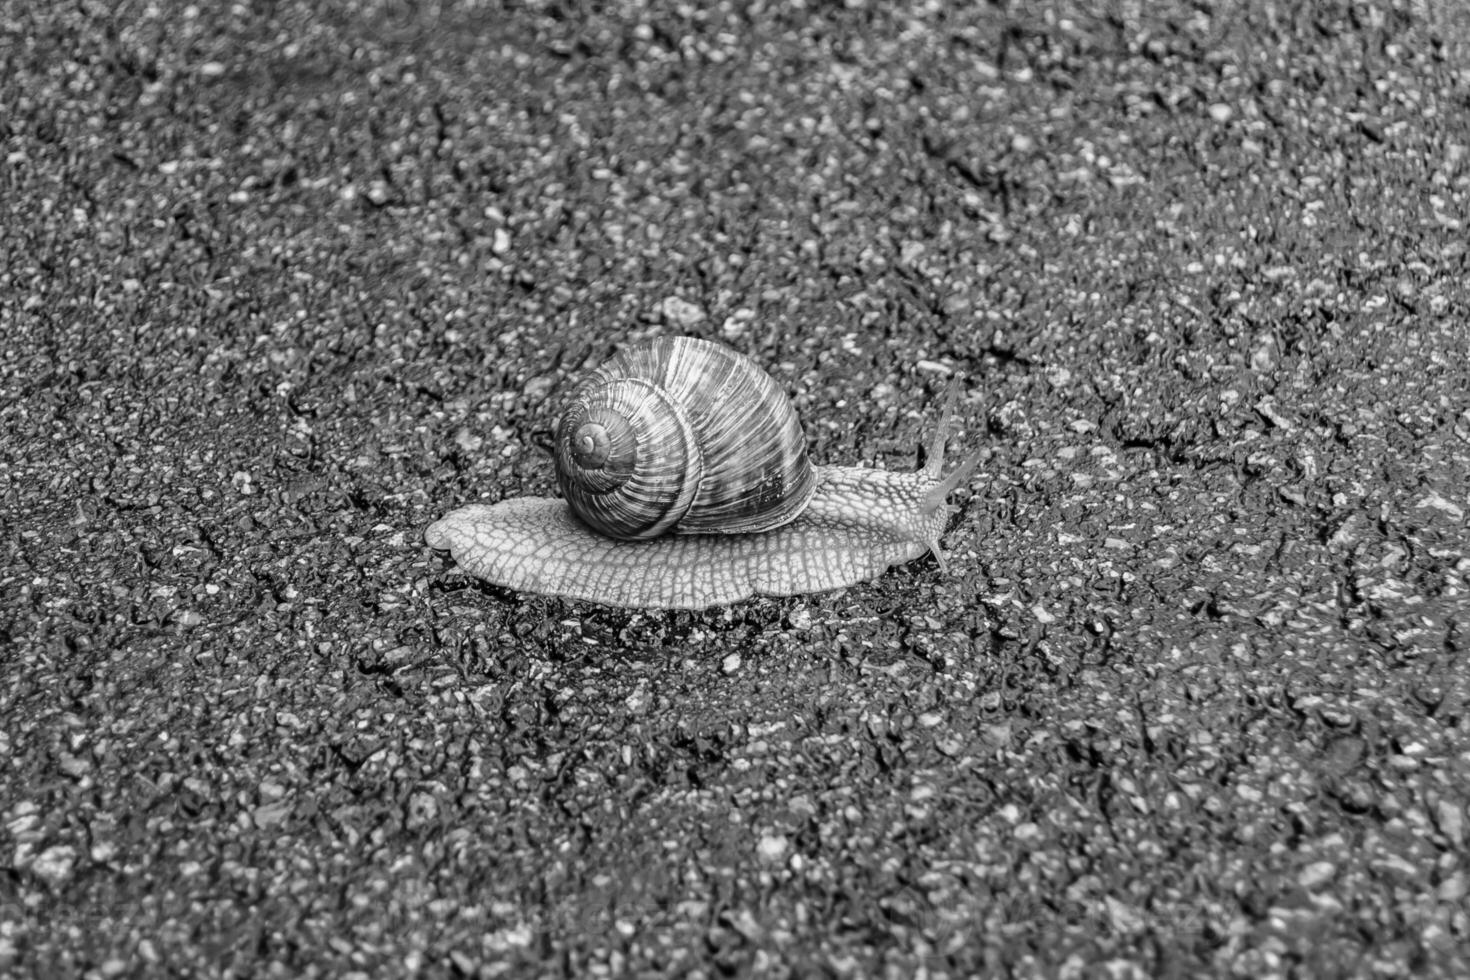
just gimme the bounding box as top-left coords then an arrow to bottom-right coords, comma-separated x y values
425,336 -> 982,609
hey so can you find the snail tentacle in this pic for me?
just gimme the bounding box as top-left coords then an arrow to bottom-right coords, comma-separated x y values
922,376 -> 962,481
916,376 -> 982,573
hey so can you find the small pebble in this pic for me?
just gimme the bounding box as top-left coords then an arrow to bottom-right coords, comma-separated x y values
659,296 -> 705,327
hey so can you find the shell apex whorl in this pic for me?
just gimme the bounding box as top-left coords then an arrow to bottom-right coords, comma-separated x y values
554,376 -> 702,540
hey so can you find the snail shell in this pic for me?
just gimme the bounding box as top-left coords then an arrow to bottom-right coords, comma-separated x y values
554,336 -> 816,540
425,337 -> 983,609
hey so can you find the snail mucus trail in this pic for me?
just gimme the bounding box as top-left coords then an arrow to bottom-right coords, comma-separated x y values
425,336 -> 983,609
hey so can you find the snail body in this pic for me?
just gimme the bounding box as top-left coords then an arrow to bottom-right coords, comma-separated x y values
426,337 -> 981,609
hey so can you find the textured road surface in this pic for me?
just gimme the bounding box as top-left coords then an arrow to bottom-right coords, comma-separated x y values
3,2 -> 1469,977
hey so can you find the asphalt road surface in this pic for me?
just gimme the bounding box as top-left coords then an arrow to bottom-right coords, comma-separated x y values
3,2 -> 1468,976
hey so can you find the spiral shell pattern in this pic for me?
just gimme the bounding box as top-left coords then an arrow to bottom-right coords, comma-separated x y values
553,336 -> 817,541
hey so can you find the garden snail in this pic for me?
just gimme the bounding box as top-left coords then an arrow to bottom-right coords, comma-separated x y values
425,336 -> 983,609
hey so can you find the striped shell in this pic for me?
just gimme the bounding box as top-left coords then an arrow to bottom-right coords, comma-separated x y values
553,336 -> 817,541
